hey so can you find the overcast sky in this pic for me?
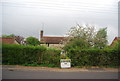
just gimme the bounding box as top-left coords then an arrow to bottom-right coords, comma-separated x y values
1,0 -> 119,44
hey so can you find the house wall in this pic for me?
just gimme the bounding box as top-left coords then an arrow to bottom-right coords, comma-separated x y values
49,44 -> 64,49
14,40 -> 19,44
40,44 -> 64,49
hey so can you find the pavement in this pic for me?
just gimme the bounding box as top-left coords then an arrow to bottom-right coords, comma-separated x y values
1,65 -> 119,79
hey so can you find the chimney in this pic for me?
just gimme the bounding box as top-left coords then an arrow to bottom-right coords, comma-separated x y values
40,30 -> 43,41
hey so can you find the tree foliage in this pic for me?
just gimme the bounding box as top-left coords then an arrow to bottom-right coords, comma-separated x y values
94,28 -> 108,49
64,38 -> 90,51
63,24 -> 108,50
26,37 -> 40,46
2,34 -> 15,37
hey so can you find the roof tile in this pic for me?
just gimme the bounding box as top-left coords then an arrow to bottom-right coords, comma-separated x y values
41,36 -> 66,44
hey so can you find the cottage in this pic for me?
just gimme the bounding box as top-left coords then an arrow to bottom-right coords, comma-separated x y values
40,30 -> 66,48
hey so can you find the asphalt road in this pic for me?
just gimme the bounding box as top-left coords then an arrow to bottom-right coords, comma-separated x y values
2,69 -> 118,79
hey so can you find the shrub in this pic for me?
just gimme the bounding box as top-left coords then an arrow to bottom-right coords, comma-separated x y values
42,48 -> 61,66
63,39 -> 90,51
67,48 -> 119,67
2,44 -> 46,65
2,44 -> 61,67
2,44 -> 118,67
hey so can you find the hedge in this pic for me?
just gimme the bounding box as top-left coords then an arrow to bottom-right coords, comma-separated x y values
2,44 -> 119,67
42,48 -> 61,66
2,44 -> 61,67
67,48 -> 119,67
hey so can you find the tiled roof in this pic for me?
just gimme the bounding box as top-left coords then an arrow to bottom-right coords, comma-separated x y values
0,36 -> 24,44
110,37 -> 120,46
0,37 -> 17,44
41,36 -> 66,44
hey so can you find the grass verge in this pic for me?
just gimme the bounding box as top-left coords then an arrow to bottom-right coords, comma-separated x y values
22,64 -> 59,68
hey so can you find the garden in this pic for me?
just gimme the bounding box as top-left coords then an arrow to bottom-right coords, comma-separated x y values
2,24 -> 119,68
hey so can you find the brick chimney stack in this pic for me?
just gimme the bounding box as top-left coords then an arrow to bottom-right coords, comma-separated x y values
40,30 -> 43,41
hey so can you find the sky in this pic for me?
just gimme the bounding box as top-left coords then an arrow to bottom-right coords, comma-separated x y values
1,0 -> 119,44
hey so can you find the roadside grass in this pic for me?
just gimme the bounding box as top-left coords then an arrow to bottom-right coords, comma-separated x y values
74,65 -> 118,68
2,64 -> 118,69
22,64 -> 118,68
22,64 -> 59,68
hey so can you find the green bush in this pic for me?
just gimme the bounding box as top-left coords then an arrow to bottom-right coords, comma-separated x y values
2,44 -> 46,65
42,48 -> 61,67
63,39 -> 90,51
2,44 -> 61,67
2,44 -> 118,67
67,48 -> 119,67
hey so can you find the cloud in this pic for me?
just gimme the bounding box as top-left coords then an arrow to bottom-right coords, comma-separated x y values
2,0 -> 118,44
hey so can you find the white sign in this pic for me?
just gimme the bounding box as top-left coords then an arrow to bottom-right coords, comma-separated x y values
60,59 -> 71,68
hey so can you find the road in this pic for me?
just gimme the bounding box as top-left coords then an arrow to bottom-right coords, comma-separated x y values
2,68 -> 118,79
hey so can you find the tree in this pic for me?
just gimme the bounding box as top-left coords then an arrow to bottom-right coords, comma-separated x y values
63,24 -> 96,50
2,34 -> 15,37
26,37 -> 40,46
94,28 -> 108,49
63,24 -> 108,50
